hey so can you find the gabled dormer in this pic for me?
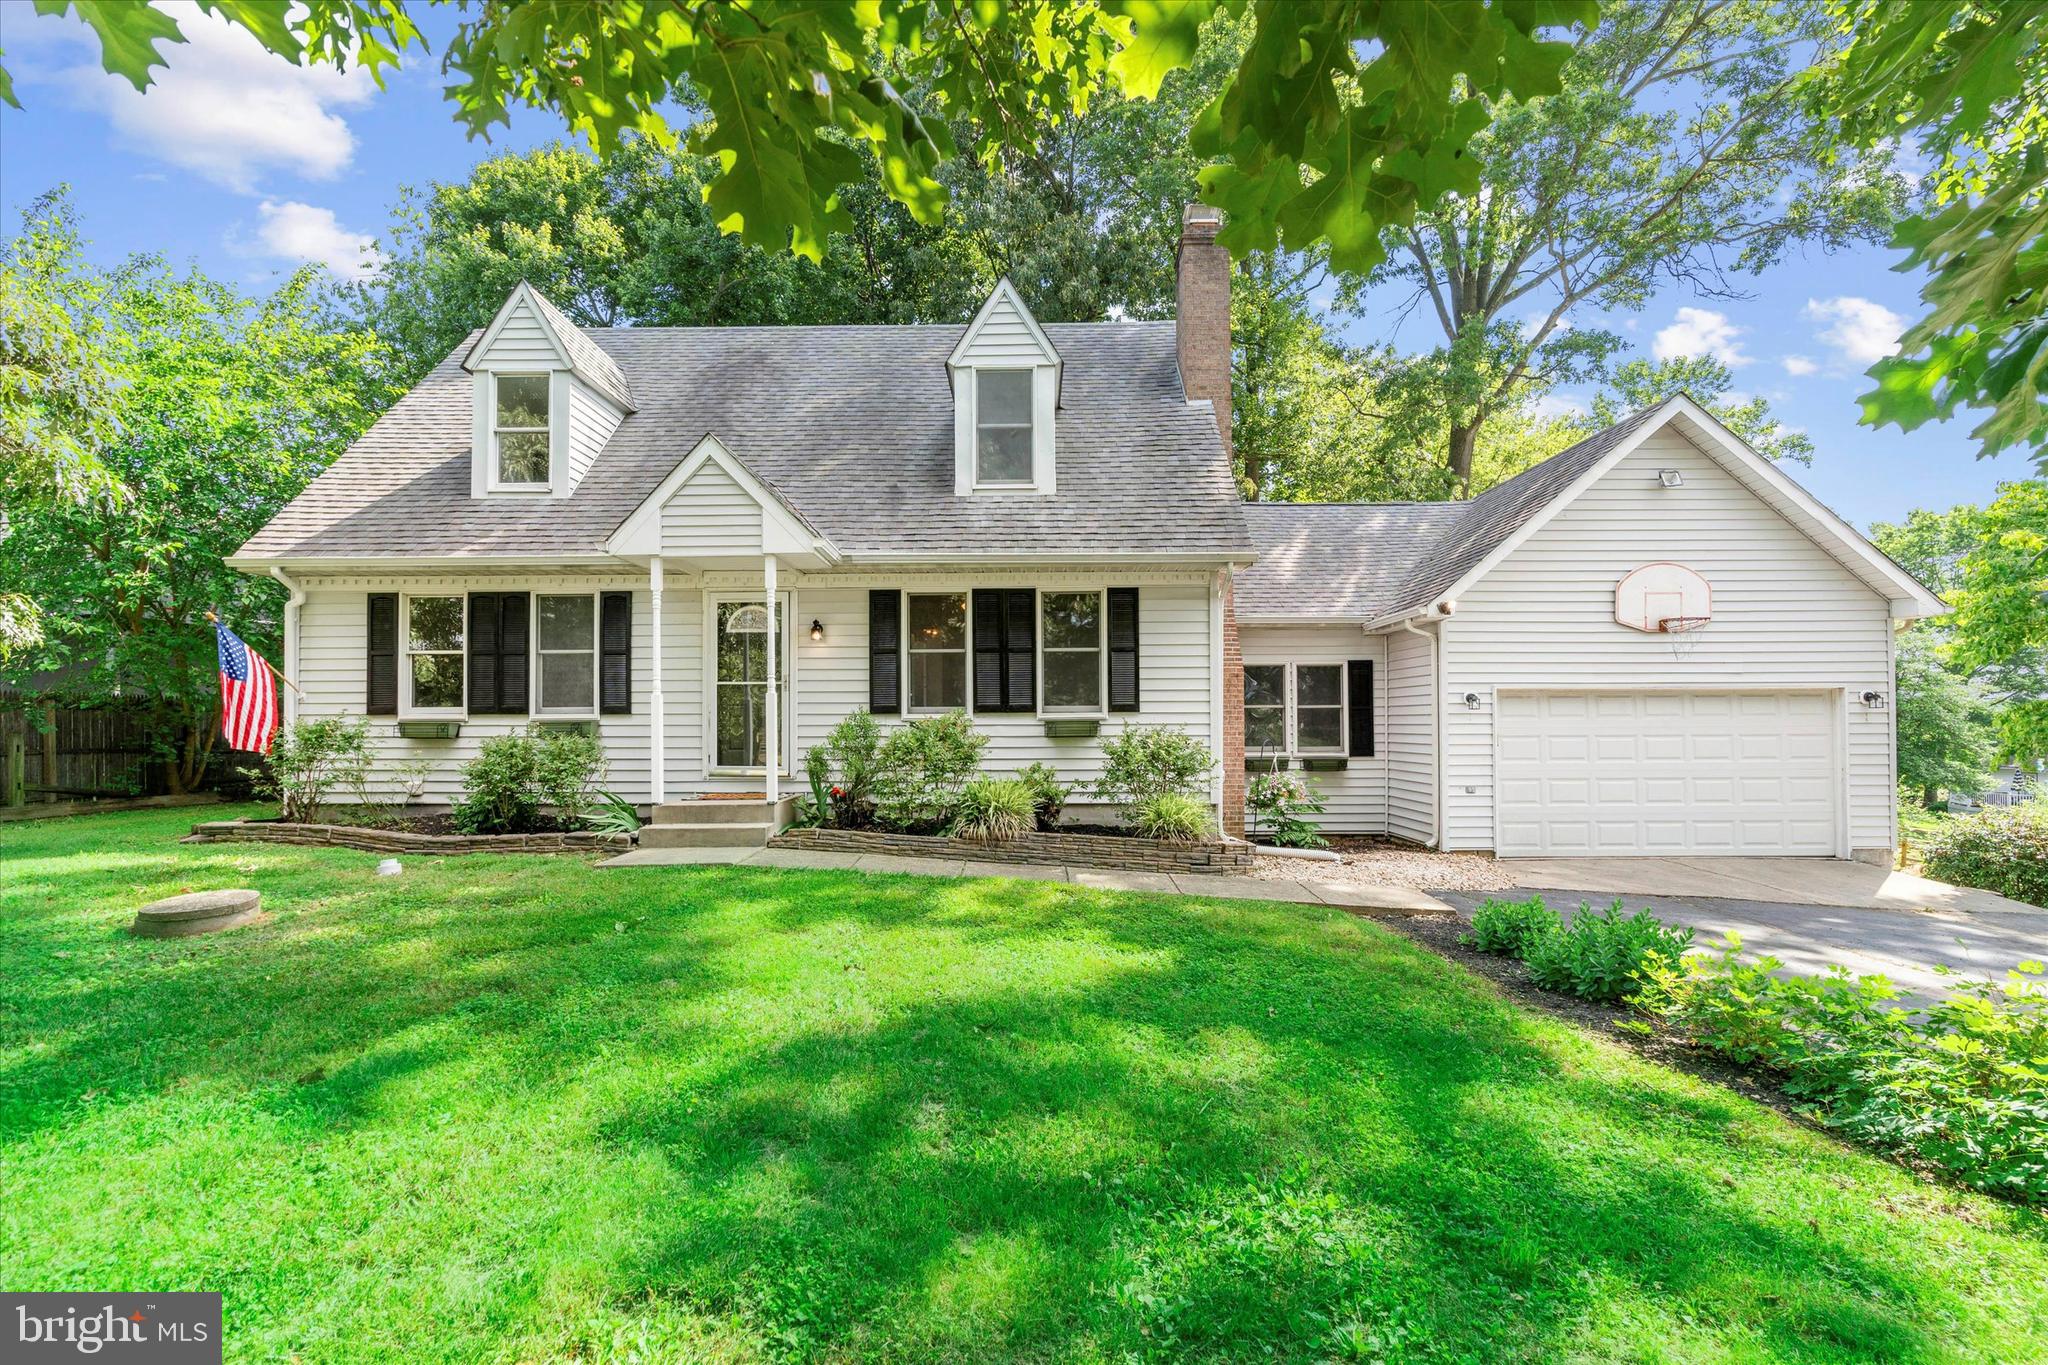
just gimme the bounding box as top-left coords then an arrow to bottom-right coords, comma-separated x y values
462,282 -> 637,499
948,279 -> 1060,496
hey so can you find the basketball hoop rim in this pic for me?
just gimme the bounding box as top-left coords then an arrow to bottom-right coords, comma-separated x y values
1657,615 -> 1711,634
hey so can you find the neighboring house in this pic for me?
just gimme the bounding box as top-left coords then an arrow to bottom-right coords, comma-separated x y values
230,204 -> 1945,862
1951,763 -> 2038,811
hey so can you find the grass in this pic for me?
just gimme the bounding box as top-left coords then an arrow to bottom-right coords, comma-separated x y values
3,807 -> 2044,1363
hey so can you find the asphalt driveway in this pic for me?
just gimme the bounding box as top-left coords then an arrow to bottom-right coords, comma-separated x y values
1435,885 -> 2045,1005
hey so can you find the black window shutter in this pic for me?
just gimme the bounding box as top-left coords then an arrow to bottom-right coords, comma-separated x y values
1347,659 -> 1375,757
599,591 -> 631,714
972,588 -> 1005,712
467,593 -> 500,713
868,590 -> 900,714
498,593 -> 530,715
1107,587 -> 1140,712
1003,589 -> 1035,712
367,594 -> 398,715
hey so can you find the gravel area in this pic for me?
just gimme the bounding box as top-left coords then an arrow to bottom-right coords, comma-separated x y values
1250,840 -> 1521,892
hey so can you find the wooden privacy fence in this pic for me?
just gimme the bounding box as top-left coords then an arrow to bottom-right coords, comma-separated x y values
0,703 -> 166,806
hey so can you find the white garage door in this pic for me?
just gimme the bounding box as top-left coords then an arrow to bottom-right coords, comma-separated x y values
1496,691 -> 1838,857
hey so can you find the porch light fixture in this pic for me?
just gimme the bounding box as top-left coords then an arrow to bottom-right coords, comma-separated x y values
1860,690 -> 1887,710
1463,692 -> 1483,710
809,619 -> 825,643
1657,468 -> 1685,487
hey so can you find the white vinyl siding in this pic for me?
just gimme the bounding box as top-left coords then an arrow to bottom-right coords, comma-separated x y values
1440,430 -> 1895,856
1385,625 -> 1438,847
659,460 -> 765,557
468,304 -> 565,369
1238,626 -> 1387,835
564,379 -> 623,490
292,567 -> 1218,815
954,291 -> 1054,365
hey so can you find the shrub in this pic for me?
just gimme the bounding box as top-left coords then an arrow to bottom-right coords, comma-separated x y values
1521,900 -> 1694,1003
1246,770 -> 1328,848
818,710 -> 884,827
1096,725 -> 1215,818
452,727 -> 608,834
1921,805 -> 2048,905
1017,762 -> 1075,832
263,717 -> 372,822
1638,941 -> 2048,1203
586,790 -> 642,836
1464,895 -> 1562,957
872,710 -> 987,832
1133,791 -> 1212,842
951,777 -> 1036,842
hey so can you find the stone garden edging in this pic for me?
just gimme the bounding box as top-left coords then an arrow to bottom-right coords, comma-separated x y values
769,826 -> 1255,875
184,818 -> 630,856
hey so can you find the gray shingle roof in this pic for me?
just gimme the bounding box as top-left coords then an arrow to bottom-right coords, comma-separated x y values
1237,502 -> 1465,621
239,321 -> 1252,561
517,287 -> 637,412
1236,405 -> 1669,625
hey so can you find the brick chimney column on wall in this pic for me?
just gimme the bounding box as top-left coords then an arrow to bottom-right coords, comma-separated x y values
1178,203 -> 1246,837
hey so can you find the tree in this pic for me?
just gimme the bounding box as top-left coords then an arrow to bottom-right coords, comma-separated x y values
1,250 -> 394,791
1589,357 -> 1814,465
7,1 -> 1592,276
1944,481 -> 2048,764
1809,1 -> 2048,469
1894,631 -> 2000,807
0,191 -> 126,657
1364,0 -> 1900,488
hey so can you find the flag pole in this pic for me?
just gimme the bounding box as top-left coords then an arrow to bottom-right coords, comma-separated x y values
207,609 -> 302,695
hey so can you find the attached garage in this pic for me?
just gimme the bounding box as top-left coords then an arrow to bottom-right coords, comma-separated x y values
1495,690 -> 1839,857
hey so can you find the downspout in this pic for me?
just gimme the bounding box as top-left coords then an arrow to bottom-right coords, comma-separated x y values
1397,614 -> 1441,849
268,566 -> 304,727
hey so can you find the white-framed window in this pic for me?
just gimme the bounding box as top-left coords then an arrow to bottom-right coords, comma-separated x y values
493,373 -> 551,486
1242,662 -> 1346,756
1040,589 -> 1103,712
535,593 -> 596,715
906,592 -> 968,711
404,594 -> 465,714
974,369 -> 1033,484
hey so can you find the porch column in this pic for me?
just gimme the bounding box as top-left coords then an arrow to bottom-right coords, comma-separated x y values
649,556 -> 665,806
763,552 -> 779,808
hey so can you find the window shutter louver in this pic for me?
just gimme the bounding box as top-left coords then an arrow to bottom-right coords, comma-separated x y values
868,590 -> 901,714
498,593 -> 530,714
1003,589 -> 1035,712
1347,659 -> 1375,757
367,594 -> 398,715
599,592 -> 631,714
1107,587 -> 1140,712
467,593 -> 500,713
972,588 -> 1005,712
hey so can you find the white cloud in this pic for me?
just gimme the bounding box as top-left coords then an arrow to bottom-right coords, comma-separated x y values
1532,392 -> 1588,420
58,1 -> 376,192
236,200 -> 383,281
1653,307 -> 1750,366
1780,354 -> 1818,377
1804,296 -> 1906,367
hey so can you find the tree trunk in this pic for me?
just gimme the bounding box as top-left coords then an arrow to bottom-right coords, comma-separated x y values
1446,419 -> 1480,495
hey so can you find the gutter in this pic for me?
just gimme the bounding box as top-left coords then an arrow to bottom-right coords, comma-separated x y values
269,566 -> 305,727
1396,609 -> 1448,850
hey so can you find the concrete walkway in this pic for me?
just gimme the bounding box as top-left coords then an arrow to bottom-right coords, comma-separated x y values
598,845 -> 1452,914
1495,855 -> 2041,915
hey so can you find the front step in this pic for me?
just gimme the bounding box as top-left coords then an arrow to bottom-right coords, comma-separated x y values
639,796 -> 797,849
639,821 -> 776,849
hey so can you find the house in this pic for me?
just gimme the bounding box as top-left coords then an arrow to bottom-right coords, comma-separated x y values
229,204 -> 1945,862
1951,763 -> 2038,811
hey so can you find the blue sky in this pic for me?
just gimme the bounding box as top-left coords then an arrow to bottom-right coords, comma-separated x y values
0,1 -> 2025,532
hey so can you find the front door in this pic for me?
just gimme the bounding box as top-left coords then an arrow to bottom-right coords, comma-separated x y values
713,597 -> 788,771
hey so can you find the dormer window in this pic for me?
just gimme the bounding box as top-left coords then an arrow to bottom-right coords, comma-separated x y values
975,370 -> 1034,484
494,374 -> 551,486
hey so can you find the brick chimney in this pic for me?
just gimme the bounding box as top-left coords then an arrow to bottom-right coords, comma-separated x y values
1176,203 -> 1231,454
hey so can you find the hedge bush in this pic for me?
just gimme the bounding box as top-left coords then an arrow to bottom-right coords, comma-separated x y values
1921,804 -> 2048,905
1521,900 -> 1694,1004
1464,894 -> 1562,956
1637,939 -> 2048,1204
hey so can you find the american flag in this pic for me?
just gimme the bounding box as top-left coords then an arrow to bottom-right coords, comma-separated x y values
216,621 -> 280,754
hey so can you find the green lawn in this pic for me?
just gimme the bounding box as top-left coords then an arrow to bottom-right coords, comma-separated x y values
3,808 -> 2043,1363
